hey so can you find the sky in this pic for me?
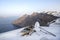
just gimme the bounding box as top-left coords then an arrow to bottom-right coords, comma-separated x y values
0,0 -> 60,17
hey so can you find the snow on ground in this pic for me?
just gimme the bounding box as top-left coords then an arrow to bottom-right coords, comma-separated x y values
0,18 -> 60,40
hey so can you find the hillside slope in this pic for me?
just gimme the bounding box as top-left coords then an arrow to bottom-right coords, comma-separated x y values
0,18 -> 60,40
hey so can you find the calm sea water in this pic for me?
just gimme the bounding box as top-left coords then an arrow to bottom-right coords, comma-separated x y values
0,24 -> 18,33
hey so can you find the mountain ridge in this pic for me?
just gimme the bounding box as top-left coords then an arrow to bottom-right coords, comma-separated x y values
12,12 -> 60,28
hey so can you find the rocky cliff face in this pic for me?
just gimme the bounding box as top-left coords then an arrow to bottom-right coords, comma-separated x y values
12,12 -> 59,28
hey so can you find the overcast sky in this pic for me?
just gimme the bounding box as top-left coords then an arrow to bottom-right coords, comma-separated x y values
0,0 -> 60,17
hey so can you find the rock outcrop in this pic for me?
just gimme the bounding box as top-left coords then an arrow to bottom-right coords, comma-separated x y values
12,12 -> 60,28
